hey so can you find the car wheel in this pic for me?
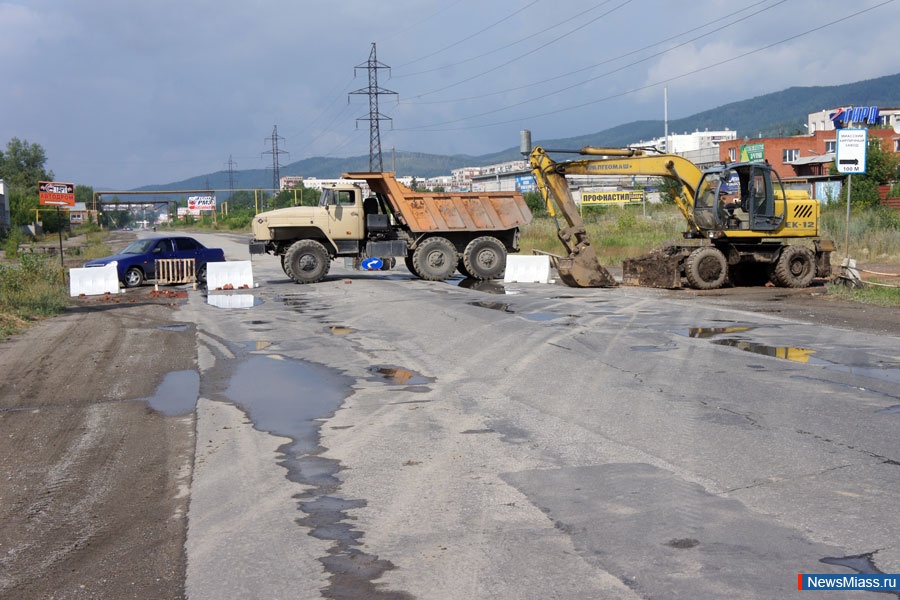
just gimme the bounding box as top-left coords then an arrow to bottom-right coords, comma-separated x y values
197,264 -> 208,284
124,267 -> 144,288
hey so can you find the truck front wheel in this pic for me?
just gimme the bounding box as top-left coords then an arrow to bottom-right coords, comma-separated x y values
285,240 -> 331,284
412,237 -> 457,281
463,236 -> 506,280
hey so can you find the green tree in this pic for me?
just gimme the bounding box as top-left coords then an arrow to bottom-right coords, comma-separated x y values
0,138 -> 53,192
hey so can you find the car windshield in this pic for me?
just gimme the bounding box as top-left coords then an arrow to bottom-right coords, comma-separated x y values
121,239 -> 159,254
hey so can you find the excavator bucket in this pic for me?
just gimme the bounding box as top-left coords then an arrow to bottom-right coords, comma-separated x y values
557,244 -> 618,288
622,246 -> 685,289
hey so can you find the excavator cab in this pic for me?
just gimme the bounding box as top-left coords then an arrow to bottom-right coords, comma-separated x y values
693,163 -> 786,234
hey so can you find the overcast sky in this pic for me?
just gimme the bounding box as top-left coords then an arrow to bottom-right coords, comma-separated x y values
2,0 -> 898,189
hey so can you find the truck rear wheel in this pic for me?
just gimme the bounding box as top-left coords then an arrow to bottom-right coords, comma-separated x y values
463,236 -> 506,280
285,240 -> 330,284
684,246 -> 727,290
772,245 -> 816,288
412,236 -> 457,281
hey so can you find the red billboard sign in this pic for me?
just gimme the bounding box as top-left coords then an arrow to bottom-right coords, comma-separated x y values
39,181 -> 76,206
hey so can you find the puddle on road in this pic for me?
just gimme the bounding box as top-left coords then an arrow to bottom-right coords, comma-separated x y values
156,324 -> 191,332
224,355 -> 409,598
328,325 -> 356,336
713,339 -> 816,363
470,300 -> 513,313
455,278 -> 508,294
677,325 -> 900,383
207,292 -> 262,309
143,370 -> 199,416
820,552 -> 900,598
369,365 -> 434,386
679,326 -> 754,338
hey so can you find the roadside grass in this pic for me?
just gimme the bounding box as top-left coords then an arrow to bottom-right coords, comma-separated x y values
826,279 -> 900,306
0,253 -> 70,337
0,228 -> 113,337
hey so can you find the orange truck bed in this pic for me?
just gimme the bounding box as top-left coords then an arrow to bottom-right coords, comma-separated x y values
343,172 -> 532,233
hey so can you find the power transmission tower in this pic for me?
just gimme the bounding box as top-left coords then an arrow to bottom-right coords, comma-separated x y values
226,155 -> 237,197
349,42 -> 397,172
262,126 -> 289,191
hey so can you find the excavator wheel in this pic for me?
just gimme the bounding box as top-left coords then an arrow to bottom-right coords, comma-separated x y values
684,246 -> 727,290
412,236 -> 458,281
772,245 -> 816,288
462,236 -> 506,280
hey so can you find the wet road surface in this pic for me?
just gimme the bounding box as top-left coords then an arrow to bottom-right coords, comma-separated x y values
178,232 -> 899,599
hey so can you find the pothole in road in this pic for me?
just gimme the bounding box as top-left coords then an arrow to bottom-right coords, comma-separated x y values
223,354 -> 411,599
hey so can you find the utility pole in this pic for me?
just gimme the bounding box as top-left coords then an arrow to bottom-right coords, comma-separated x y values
350,42 -> 397,172
262,126 -> 289,192
226,155 -> 237,197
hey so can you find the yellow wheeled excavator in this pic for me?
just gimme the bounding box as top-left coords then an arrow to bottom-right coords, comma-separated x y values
522,130 -> 834,290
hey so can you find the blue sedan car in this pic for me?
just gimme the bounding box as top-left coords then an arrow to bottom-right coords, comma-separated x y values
84,236 -> 226,288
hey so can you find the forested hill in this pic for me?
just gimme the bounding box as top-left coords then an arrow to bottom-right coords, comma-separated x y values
142,72 -> 900,192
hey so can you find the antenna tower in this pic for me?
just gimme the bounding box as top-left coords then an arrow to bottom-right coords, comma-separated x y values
349,42 -> 397,172
262,126 -> 289,191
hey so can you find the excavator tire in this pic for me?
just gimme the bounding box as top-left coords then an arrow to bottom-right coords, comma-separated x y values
684,246 -> 727,290
285,239 -> 331,284
772,245 -> 816,288
412,236 -> 458,281
462,236 -> 507,280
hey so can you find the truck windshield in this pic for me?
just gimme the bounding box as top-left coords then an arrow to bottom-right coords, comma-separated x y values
319,189 -> 334,207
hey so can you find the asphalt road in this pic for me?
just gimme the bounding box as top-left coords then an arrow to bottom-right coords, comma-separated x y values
182,231 -> 900,599
2,230 -> 898,599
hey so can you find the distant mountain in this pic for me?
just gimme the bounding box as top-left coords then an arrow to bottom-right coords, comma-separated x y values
140,72 -> 900,193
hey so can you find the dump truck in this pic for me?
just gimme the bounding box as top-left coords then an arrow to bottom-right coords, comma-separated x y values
523,130 -> 834,290
249,172 -> 532,284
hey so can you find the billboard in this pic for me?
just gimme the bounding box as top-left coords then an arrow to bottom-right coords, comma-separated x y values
39,181 -> 76,206
188,195 -> 216,211
740,143 -> 765,162
581,190 -> 644,205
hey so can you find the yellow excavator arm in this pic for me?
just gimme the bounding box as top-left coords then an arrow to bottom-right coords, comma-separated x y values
527,142 -> 709,287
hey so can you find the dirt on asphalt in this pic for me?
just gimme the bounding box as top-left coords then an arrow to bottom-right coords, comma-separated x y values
0,256 -> 896,599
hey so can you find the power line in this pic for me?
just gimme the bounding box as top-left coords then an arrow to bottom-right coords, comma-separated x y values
395,0 -> 895,133
349,43 -> 398,172
404,0 -> 783,106
401,0 -> 631,97
261,126 -> 289,190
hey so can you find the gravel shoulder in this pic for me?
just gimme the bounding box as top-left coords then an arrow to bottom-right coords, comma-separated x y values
0,294 -> 196,600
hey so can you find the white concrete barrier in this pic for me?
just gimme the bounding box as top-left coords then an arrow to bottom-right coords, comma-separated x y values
69,262 -> 121,296
207,261 -> 253,290
504,255 -> 552,284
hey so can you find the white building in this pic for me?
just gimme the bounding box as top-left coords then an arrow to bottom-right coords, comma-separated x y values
807,106 -> 900,133
630,129 -> 736,166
